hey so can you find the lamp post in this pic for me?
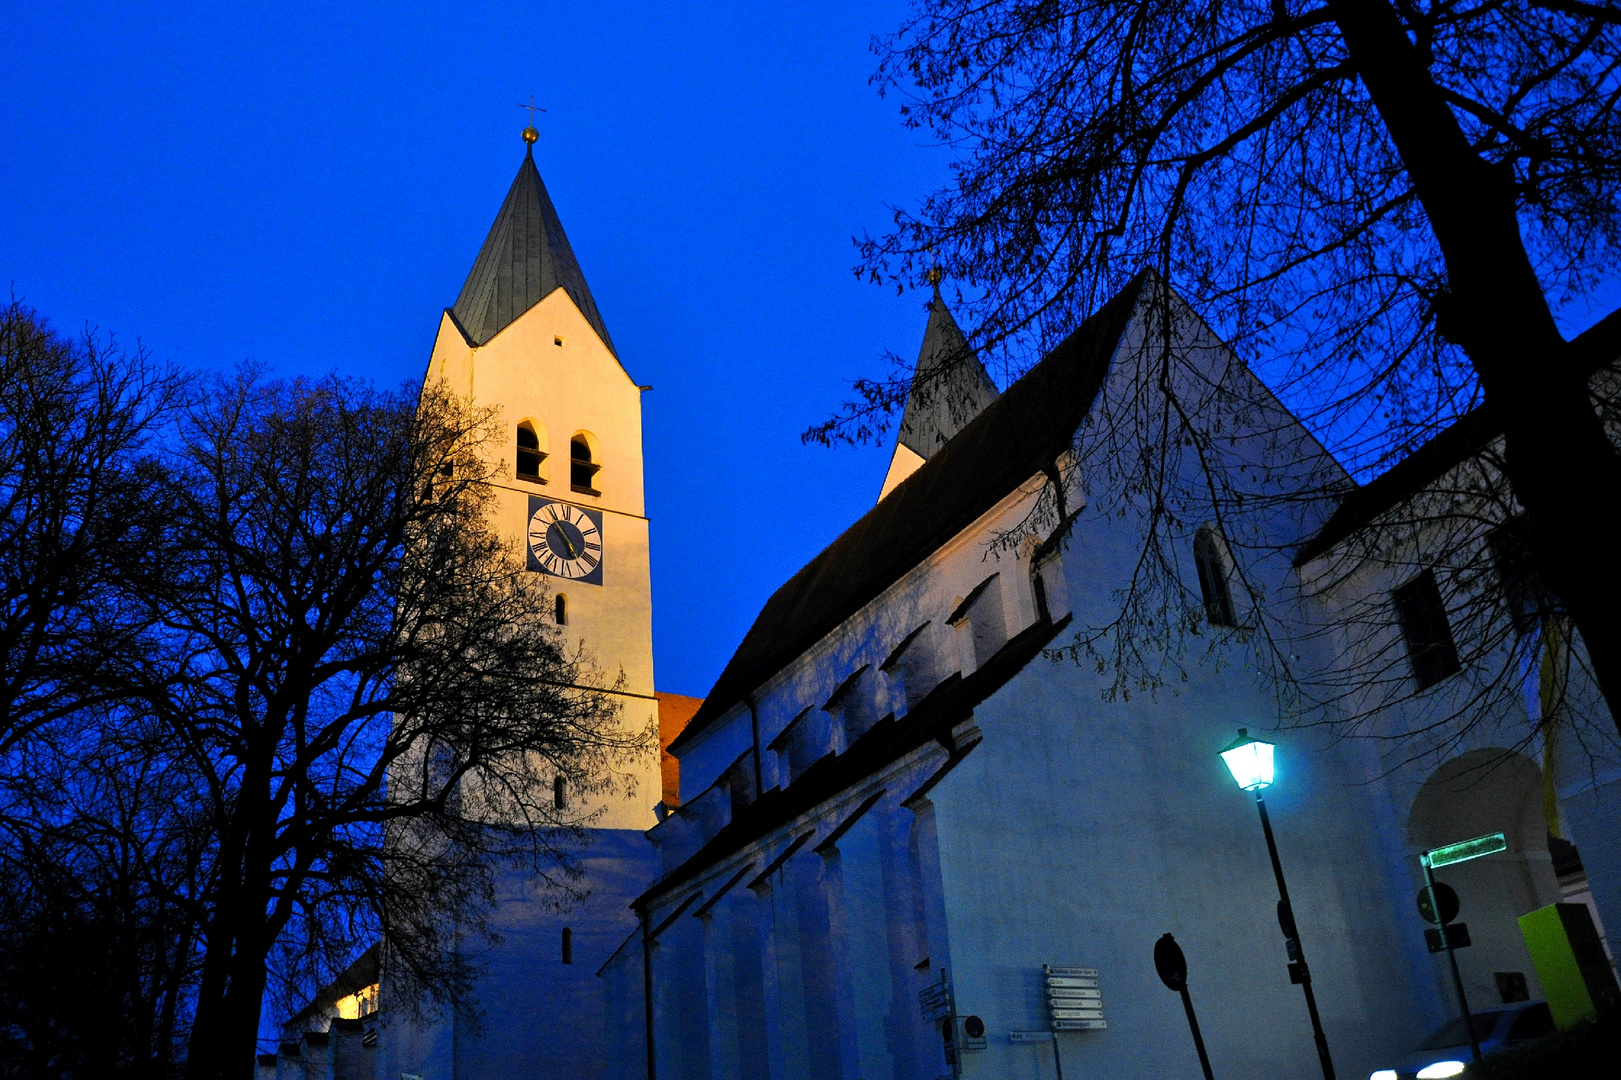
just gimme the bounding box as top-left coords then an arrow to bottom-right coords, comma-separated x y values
1219,728 -> 1337,1080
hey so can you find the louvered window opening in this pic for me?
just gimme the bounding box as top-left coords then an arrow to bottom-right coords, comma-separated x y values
516,423 -> 546,482
571,437 -> 601,494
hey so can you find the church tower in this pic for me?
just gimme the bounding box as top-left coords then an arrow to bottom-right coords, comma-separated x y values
421,126 -> 659,831
386,127 -> 666,1080
877,273 -> 1000,500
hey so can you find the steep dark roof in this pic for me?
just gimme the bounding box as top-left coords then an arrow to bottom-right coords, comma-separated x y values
450,146 -> 615,353
1295,304 -> 1621,566
897,287 -> 1001,459
641,612 -> 1072,906
668,273 -> 1147,756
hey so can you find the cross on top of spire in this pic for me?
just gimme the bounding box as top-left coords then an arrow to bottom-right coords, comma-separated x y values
517,96 -> 545,145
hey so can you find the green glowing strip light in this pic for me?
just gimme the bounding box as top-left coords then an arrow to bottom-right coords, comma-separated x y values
1424,832 -> 1507,869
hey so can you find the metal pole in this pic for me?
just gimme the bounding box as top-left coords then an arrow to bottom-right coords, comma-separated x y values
1051,1035 -> 1064,1080
1178,985 -> 1216,1080
1255,791 -> 1337,1080
1423,859 -> 1482,1063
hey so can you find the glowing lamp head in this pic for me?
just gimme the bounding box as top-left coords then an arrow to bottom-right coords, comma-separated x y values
1219,728 -> 1276,791
1416,1062 -> 1466,1079
1369,1071 -> 1398,1080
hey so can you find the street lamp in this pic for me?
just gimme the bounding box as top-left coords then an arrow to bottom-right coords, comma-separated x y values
1219,729 -> 1337,1080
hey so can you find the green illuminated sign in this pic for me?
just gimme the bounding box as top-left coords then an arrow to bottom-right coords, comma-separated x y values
1423,832 -> 1507,869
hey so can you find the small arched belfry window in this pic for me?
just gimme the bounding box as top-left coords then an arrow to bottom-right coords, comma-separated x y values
553,775 -> 569,810
1194,526 -> 1238,627
516,422 -> 546,482
554,594 -> 567,626
570,433 -> 601,495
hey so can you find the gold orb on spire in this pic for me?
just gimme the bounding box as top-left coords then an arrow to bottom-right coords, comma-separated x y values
927,265 -> 943,286
522,126 -> 539,145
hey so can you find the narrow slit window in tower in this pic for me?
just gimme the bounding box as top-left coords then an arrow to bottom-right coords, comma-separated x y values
554,775 -> 568,810
555,594 -> 567,625
561,927 -> 573,964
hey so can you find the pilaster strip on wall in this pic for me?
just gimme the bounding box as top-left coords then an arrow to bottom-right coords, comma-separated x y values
688,862 -> 757,921
746,832 -> 814,891
902,737 -> 983,808
812,789 -> 888,855
648,890 -> 703,940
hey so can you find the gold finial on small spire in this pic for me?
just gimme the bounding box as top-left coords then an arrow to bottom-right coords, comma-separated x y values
926,265 -> 943,287
517,96 -> 545,145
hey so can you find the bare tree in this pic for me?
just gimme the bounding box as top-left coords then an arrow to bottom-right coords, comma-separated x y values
0,302 -> 193,1078
0,300 -> 181,754
828,0 -> 1621,735
114,375 -> 653,1080
0,706 -> 208,1079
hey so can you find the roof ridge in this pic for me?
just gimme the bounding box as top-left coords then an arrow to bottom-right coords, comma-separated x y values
668,273 -> 1148,755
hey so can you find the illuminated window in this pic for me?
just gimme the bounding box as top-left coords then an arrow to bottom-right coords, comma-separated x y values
570,434 -> 600,494
334,983 -> 379,1020
555,594 -> 567,625
516,422 -> 547,482
1194,526 -> 1237,627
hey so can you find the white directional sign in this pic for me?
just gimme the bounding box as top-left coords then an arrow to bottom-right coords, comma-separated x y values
1044,965 -> 1106,1030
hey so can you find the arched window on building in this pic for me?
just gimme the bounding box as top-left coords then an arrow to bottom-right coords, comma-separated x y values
516,421 -> 546,482
1194,526 -> 1238,627
560,927 -> 573,965
553,775 -> 568,811
554,593 -> 567,625
570,433 -> 600,495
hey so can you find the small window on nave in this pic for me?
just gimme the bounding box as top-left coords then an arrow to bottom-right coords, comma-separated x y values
1193,526 -> 1238,627
516,422 -> 547,482
570,433 -> 601,495
1393,569 -> 1461,690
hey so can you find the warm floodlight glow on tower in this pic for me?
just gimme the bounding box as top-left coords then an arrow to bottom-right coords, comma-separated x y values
1218,728 -> 1275,791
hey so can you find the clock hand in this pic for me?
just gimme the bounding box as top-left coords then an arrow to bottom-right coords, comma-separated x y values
554,526 -> 579,559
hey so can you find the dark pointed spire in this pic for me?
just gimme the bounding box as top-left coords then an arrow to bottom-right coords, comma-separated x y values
896,276 -> 999,458
451,139 -> 614,353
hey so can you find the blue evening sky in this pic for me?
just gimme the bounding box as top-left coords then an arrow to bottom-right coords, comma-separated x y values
9,3 -> 1616,700
1,0 -> 947,699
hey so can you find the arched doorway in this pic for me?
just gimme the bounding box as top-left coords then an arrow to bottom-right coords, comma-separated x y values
1408,749 -> 1563,1008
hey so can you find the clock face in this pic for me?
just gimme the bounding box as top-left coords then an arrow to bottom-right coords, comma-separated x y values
526,497 -> 604,584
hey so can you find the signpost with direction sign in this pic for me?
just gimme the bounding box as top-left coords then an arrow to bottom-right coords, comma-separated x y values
1419,831 -> 1507,1065
1040,965 -> 1105,1080
1045,966 -> 1106,1031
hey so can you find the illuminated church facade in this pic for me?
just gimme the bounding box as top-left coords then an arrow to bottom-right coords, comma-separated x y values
265,130 -> 1621,1080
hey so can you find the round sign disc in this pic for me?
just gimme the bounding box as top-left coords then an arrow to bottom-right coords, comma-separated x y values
1154,933 -> 1188,991
1417,882 -> 1460,925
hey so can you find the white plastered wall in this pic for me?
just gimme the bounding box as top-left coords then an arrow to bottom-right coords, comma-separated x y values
425,289 -> 659,831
